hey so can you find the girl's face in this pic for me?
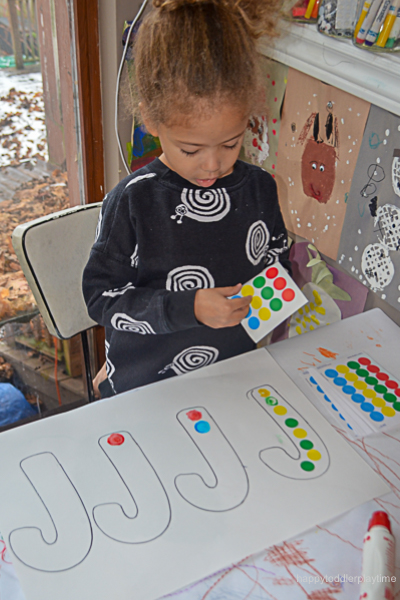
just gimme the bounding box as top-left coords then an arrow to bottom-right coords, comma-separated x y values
144,104 -> 248,187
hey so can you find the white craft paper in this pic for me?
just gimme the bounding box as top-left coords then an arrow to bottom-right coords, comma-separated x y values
0,349 -> 388,600
236,263 -> 307,343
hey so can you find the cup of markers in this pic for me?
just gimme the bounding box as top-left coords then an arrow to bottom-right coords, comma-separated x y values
354,0 -> 400,52
285,0 -> 320,23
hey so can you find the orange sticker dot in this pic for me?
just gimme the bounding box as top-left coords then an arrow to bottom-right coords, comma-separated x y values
258,388 -> 270,397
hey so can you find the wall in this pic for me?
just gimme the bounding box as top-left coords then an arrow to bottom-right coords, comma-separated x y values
98,0 -> 146,193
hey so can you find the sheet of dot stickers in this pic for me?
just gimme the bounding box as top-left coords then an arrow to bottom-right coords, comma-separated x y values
0,348 -> 387,600
305,353 -> 400,438
235,262 -> 307,343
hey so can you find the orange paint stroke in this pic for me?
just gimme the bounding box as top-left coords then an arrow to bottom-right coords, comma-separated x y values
316,524 -> 363,552
376,344 -> 382,347
317,348 -> 338,359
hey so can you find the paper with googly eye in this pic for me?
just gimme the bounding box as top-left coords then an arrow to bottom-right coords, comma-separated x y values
233,262 -> 307,343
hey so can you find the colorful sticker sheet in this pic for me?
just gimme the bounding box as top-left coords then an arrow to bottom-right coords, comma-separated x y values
305,352 -> 400,438
337,104 -> 400,310
234,263 -> 307,343
276,68 -> 371,260
241,58 -> 288,174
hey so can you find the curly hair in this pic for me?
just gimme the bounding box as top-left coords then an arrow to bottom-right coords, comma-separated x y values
133,0 -> 282,126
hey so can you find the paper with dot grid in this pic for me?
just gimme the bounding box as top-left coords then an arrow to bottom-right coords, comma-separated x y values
305,352 -> 400,438
236,263 -> 307,343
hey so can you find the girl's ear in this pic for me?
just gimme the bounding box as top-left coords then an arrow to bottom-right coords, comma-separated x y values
139,102 -> 158,137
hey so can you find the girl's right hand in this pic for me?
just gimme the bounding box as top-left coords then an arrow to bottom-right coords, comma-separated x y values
194,284 -> 252,329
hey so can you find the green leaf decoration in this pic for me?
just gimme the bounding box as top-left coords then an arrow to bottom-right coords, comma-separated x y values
306,244 -> 351,301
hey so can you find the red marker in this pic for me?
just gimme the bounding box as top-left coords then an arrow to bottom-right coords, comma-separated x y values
359,511 -> 395,600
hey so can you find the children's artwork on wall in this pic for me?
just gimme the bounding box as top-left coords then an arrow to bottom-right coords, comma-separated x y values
241,58 -> 288,174
337,105 -> 400,310
276,68 -> 370,259
0,349 -> 387,600
271,242 -> 369,343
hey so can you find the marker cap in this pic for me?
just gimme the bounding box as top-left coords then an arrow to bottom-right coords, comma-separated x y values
368,510 -> 392,532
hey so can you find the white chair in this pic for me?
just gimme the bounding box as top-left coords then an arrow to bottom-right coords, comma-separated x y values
12,203 -> 102,403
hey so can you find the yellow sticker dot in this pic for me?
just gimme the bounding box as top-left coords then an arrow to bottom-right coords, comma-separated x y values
363,389 -> 377,399
304,316 -> 311,323
241,285 -> 254,297
309,302 -> 315,310
299,308 -> 304,315
307,449 -> 321,461
382,406 -> 396,417
293,428 -> 307,438
251,296 -> 262,309
295,326 -> 302,335
305,305 -> 310,314
337,365 -> 349,374
354,380 -> 367,390
372,398 -> 385,408
313,290 -> 322,305
259,307 -> 271,321
315,306 -> 326,315
345,373 -> 358,382
258,388 -> 270,397
310,315 -> 320,325
309,324 -> 314,330
274,406 -> 287,416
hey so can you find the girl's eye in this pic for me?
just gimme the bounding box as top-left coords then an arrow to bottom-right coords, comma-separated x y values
224,141 -> 239,150
181,149 -> 198,156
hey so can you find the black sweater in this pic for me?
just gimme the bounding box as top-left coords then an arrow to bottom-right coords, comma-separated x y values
82,158 -> 290,395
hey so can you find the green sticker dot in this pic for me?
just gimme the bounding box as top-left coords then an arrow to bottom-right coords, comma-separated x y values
374,384 -> 387,394
347,361 -> 360,370
300,440 -> 314,450
300,461 -> 315,472
265,396 -> 278,406
384,393 -> 396,403
365,376 -> 378,386
270,298 -> 283,312
261,286 -> 274,300
393,402 -> 400,412
254,276 -> 266,288
356,369 -> 369,378
285,418 -> 298,428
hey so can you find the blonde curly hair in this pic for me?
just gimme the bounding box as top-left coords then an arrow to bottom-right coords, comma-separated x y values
133,0 -> 282,126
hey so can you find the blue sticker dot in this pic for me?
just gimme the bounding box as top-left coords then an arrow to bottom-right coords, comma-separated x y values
351,393 -> 364,403
347,424 -> 353,430
331,404 -> 338,411
316,386 -> 324,393
342,385 -> 356,395
325,369 -> 338,378
370,411 -> 384,422
248,316 -> 260,330
360,402 -> 374,413
231,295 -> 241,299
246,307 -> 252,318
339,413 -> 345,420
333,377 -> 347,387
324,394 -> 331,403
310,376 -> 317,385
194,420 -> 211,433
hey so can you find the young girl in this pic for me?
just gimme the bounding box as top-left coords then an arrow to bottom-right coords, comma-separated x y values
83,0 -> 290,397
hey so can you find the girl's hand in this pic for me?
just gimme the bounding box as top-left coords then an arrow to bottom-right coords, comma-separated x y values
194,284 -> 252,329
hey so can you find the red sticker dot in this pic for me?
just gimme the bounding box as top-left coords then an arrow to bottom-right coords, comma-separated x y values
266,267 -> 278,279
272,130 -> 276,136
272,174 -> 275,178
186,410 -> 202,421
274,97 -> 277,102
395,388 -> 400,397
272,164 -> 275,169
386,380 -> 398,390
367,365 -> 380,373
377,372 -> 389,381
358,357 -> 371,366
272,80 -> 276,86
272,118 -> 277,123
252,138 -> 258,147
274,277 -> 286,290
275,152 -> 278,156
282,288 -> 295,302
107,433 -> 125,446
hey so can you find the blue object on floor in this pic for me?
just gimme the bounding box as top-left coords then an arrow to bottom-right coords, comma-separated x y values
0,383 -> 38,427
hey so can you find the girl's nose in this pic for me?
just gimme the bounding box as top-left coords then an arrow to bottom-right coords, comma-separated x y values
201,153 -> 220,174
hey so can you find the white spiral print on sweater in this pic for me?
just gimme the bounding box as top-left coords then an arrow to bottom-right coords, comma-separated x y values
166,266 -> 215,291
124,172 -> 156,190
102,282 -> 136,297
104,340 -> 116,394
246,220 -> 270,265
130,244 -> 139,268
159,346 -> 219,376
171,188 -> 231,223
111,313 -> 156,335
94,209 -> 103,242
